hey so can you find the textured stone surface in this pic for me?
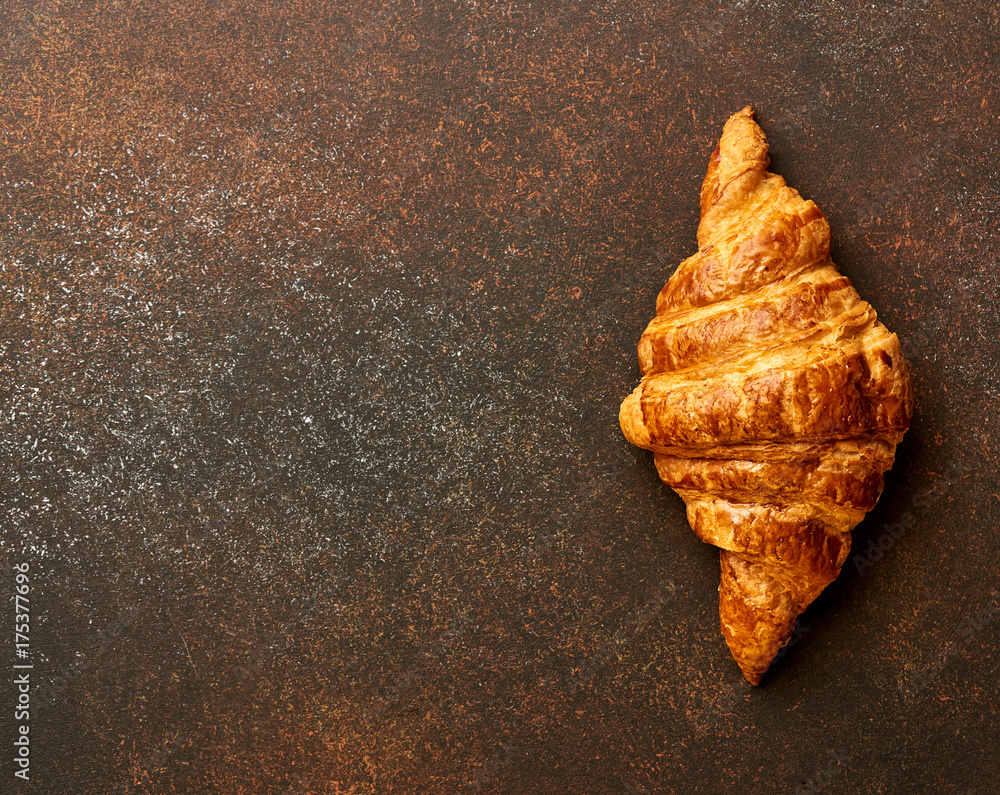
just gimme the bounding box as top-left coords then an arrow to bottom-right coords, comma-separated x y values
1,1 -> 998,792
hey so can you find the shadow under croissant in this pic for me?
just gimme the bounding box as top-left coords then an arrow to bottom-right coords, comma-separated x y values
750,428 -> 923,685
750,292 -> 949,684
729,573 -> 854,686
645,424 -> 935,687
751,574 -> 850,685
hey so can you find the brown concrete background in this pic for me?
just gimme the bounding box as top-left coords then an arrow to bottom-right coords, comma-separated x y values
1,0 -> 998,793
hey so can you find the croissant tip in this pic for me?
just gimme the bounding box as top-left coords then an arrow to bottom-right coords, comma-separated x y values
739,666 -> 766,687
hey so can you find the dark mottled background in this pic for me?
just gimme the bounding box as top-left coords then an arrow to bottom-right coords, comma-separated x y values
1,0 -> 998,792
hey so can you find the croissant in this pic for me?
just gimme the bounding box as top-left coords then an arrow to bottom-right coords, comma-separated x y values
620,107 -> 914,684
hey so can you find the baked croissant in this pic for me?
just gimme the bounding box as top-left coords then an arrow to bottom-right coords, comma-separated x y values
620,107 -> 913,684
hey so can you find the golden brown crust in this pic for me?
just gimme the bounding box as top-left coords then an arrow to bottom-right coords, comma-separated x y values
639,265 -> 866,376
619,106 -> 914,684
624,325 -> 911,451
654,452 -> 885,514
